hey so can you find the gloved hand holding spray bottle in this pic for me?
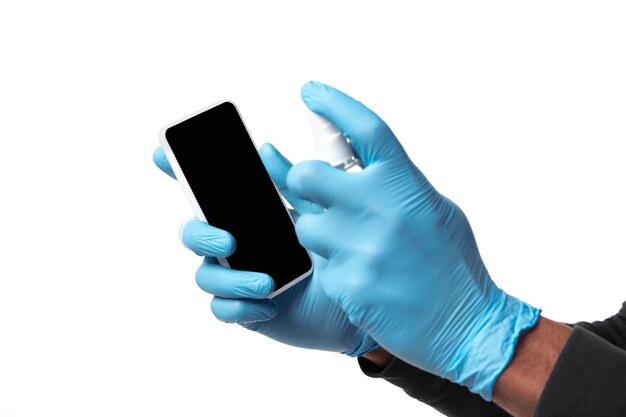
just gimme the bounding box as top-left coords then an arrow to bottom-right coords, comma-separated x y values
292,81 -> 541,401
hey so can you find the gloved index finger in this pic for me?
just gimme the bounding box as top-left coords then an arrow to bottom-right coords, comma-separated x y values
300,81 -> 408,168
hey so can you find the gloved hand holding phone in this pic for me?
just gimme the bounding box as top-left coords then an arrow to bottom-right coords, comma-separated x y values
153,144 -> 378,357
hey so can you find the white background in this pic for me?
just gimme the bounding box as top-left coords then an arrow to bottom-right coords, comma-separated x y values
1,1 -> 625,416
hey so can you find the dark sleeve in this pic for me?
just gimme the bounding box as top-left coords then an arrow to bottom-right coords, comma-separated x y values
534,302 -> 626,417
358,301 -> 626,417
358,356 -> 512,417
570,301 -> 626,349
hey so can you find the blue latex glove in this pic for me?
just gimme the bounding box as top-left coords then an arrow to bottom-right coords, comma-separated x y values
286,81 -> 541,400
153,144 -> 378,357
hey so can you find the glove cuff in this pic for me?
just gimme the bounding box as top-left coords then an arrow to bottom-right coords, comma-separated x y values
345,333 -> 380,358
450,291 -> 541,401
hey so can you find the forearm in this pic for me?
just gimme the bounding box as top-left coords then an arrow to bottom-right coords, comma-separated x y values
362,346 -> 394,368
362,316 -> 572,417
492,316 -> 572,417
360,318 -> 572,417
359,302 -> 626,417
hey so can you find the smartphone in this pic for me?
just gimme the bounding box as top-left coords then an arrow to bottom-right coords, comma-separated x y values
159,100 -> 313,298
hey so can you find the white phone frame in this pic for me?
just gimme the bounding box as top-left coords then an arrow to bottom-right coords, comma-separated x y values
158,100 -> 313,299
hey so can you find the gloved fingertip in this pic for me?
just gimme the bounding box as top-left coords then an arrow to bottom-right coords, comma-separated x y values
300,80 -> 318,94
258,142 -> 276,155
300,80 -> 326,111
258,142 -> 281,168
255,275 -> 276,298
152,146 -> 164,161
219,232 -> 237,256
259,142 -> 292,187
180,218 -> 236,257
153,147 -> 176,179
178,216 -> 195,239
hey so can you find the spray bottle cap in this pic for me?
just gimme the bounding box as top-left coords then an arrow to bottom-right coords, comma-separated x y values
307,109 -> 358,168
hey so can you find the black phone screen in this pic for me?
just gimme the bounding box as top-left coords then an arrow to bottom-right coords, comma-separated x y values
164,101 -> 312,295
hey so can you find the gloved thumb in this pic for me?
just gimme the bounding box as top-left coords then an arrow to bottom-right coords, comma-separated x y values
287,159 -> 354,209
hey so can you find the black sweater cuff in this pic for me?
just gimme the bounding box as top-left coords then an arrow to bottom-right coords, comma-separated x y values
534,326 -> 626,417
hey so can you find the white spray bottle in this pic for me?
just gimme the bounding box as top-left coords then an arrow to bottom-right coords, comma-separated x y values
307,109 -> 363,172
